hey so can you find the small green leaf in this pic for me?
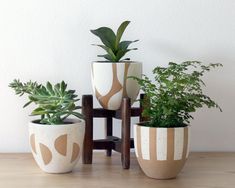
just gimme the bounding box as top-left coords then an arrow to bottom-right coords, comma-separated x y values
46,82 -> 54,95
23,101 -> 32,108
60,81 -> 67,94
119,40 -> 139,50
97,54 -> 113,61
93,44 -> 116,61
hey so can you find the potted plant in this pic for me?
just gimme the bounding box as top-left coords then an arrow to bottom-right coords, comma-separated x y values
130,61 -> 222,179
9,80 -> 85,173
90,20 -> 142,110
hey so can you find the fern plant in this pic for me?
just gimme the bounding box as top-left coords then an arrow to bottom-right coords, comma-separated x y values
130,61 -> 222,127
9,80 -> 83,125
91,21 -> 138,62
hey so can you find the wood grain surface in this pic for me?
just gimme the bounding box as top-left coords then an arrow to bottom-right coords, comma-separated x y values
0,152 -> 235,188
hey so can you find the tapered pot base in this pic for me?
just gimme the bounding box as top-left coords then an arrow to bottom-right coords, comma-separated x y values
134,124 -> 190,179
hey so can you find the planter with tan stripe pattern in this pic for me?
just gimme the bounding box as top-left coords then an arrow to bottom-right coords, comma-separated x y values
29,119 -> 85,173
91,61 -> 142,110
134,124 -> 190,179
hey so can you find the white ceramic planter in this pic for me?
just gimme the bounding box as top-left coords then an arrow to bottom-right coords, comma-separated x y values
29,119 -> 85,173
91,61 -> 142,110
134,124 -> 190,179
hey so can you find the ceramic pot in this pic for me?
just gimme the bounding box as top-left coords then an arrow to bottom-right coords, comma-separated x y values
134,124 -> 190,179
91,61 -> 142,110
29,119 -> 85,173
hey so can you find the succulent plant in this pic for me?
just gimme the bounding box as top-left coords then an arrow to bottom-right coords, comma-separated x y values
91,21 -> 138,62
9,80 -> 83,125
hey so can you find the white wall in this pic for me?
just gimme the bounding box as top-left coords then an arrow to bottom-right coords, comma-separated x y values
0,0 -> 234,152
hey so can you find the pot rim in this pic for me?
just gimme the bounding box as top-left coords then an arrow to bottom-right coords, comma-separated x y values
135,121 -> 189,129
92,61 -> 142,64
29,118 -> 84,127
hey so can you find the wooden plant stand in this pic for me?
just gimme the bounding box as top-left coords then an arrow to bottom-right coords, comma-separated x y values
81,94 -> 145,169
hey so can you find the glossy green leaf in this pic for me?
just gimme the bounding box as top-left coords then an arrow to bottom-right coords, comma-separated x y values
118,40 -> 139,50
115,21 -> 130,49
90,27 -> 116,51
93,44 -> 116,60
97,54 -> 113,61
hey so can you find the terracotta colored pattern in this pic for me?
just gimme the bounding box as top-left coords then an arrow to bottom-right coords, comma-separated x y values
71,143 -> 80,163
54,134 -> 67,156
135,126 -> 189,179
39,143 -> 52,165
93,64 -> 123,109
30,134 -> 80,166
30,134 -> 37,154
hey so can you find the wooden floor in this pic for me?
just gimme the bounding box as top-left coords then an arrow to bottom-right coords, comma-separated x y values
0,152 -> 235,188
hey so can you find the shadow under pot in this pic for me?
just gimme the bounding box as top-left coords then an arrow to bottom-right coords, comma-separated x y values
134,124 -> 190,179
29,119 -> 85,173
91,61 -> 142,110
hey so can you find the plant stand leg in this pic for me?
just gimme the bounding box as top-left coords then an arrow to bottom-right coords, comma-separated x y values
121,98 -> 131,169
105,117 -> 113,156
82,95 -> 93,164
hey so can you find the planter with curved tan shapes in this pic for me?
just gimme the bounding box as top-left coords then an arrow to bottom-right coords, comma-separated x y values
134,124 -> 190,179
29,119 -> 85,173
91,61 -> 142,110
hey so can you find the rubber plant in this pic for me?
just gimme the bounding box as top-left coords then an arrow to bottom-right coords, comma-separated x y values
90,21 -> 142,110
91,20 -> 138,62
9,80 -> 83,125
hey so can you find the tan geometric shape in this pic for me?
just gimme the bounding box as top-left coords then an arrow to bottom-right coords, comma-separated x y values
30,134 -> 36,154
93,63 -> 123,109
182,127 -> 189,160
122,63 -> 130,97
54,134 -> 67,156
71,143 -> 80,163
167,128 -> 175,161
39,143 -> 52,165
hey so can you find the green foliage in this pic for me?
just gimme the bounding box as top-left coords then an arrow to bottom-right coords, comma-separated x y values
91,21 -> 138,62
130,61 -> 222,127
9,80 -> 83,125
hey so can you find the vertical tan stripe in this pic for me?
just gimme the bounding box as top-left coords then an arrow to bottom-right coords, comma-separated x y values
167,128 -> 175,161
30,134 -> 36,154
149,128 -> 157,160
182,127 -> 189,160
123,63 -> 130,97
136,126 -> 142,159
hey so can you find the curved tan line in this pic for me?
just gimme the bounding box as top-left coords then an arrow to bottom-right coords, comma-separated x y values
122,63 -> 130,97
39,143 -> 52,165
94,64 -> 122,109
71,143 -> 80,163
30,134 -> 37,154
54,134 -> 67,156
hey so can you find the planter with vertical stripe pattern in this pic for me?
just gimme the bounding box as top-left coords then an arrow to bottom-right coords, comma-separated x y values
134,124 -> 190,179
